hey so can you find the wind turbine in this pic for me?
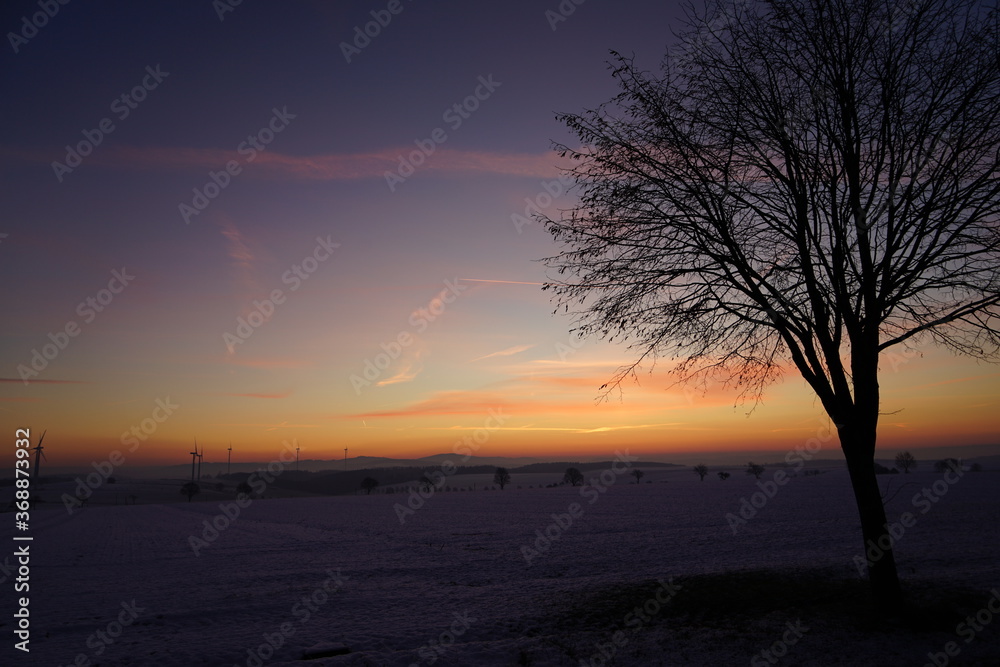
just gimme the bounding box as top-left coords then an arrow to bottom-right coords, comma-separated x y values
344,447 -> 348,472
190,439 -> 199,482
197,444 -> 204,480
227,442 -> 233,475
296,444 -> 300,471
31,430 -> 47,484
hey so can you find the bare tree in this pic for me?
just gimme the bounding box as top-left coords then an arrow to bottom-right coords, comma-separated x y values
894,451 -> 917,474
632,469 -> 645,484
540,0 -> 1000,608
180,482 -> 199,502
693,464 -> 709,481
717,471 -> 731,481
361,477 -> 379,495
746,462 -> 765,480
564,467 -> 584,487
493,467 -> 512,490
934,458 -> 962,473
419,473 -> 436,493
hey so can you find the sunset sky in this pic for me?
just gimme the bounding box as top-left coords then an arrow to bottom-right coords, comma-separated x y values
2,0 -> 997,468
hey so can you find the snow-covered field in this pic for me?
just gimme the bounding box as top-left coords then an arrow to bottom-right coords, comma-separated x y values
5,465 -> 999,666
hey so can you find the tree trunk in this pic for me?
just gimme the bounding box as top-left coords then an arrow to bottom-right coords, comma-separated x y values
840,422 -> 904,611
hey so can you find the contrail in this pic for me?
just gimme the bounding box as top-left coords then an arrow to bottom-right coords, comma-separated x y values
459,278 -> 547,286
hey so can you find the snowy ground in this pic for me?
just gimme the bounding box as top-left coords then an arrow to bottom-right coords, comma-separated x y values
4,465 -> 999,666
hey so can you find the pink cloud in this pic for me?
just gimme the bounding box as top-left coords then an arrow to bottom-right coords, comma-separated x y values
6,144 -> 567,181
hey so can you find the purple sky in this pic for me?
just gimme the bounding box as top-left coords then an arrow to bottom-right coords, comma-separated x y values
3,0 -> 997,465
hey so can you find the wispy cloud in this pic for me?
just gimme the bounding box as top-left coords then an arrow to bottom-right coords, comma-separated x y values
220,218 -> 256,273
468,344 -> 535,363
344,388 -> 665,421
347,391 -> 512,419
5,145 -> 565,181
376,347 -> 425,387
222,357 -> 310,369
575,422 -> 685,433
218,217 -> 267,315
212,421 -> 319,430
411,421 -> 687,434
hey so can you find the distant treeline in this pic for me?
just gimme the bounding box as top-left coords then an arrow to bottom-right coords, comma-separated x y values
214,460 -> 679,496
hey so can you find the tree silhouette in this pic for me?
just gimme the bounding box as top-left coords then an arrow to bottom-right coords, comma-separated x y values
934,458 -> 962,473
361,477 -> 379,495
632,469 -> 644,484
693,464 -> 709,481
540,0 -> 1000,608
746,462 -> 765,480
894,451 -> 917,474
419,473 -> 436,493
563,467 -> 584,487
717,471 -> 730,481
493,467 -> 511,490
236,481 -> 253,498
180,482 -> 199,502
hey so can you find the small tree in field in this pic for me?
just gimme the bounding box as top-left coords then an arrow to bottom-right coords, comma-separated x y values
361,477 -> 379,495
494,467 -> 511,490
419,474 -> 437,493
894,452 -> 917,474
746,462 -> 765,480
693,464 -> 709,481
718,471 -> 731,481
564,467 -> 584,487
181,482 -> 199,502
632,469 -> 645,484
236,481 -> 253,498
934,458 -> 962,474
